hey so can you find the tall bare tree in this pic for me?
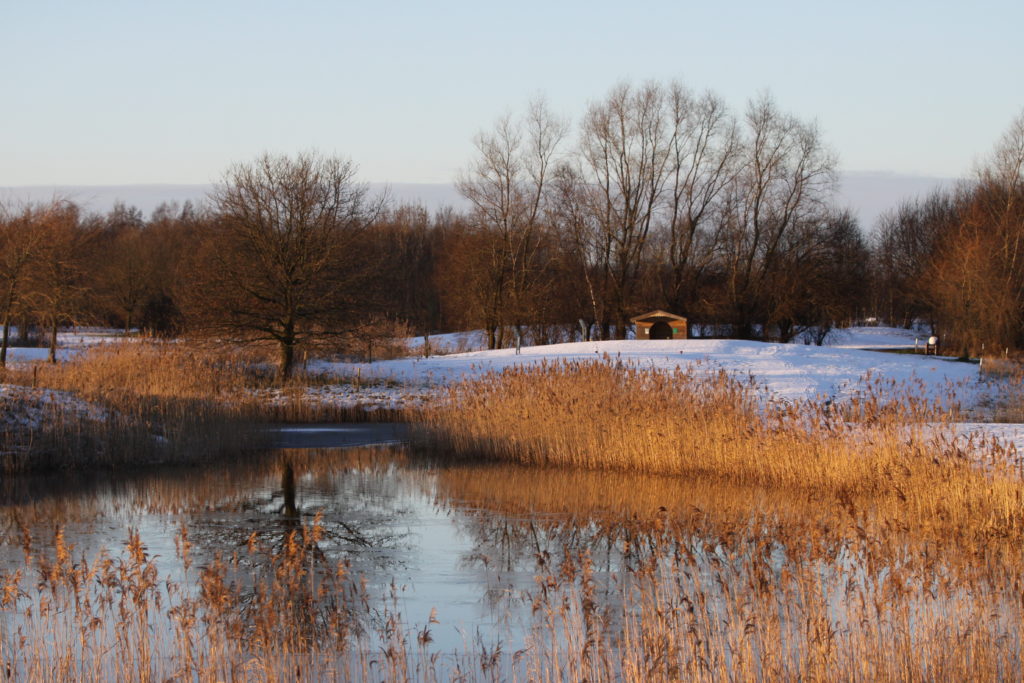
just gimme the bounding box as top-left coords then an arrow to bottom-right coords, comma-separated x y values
661,85 -> 740,316
0,203 -> 46,366
456,98 -> 568,348
194,152 -> 384,378
720,94 -> 838,337
873,190 -> 957,328
578,82 -> 678,338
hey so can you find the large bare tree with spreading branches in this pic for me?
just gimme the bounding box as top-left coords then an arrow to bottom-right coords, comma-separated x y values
578,82 -> 676,339
194,152 -> 384,378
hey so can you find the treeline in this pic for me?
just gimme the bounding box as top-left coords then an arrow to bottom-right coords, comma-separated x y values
0,199 -> 202,364
875,111 -> 1024,357
1,80 -> 1021,372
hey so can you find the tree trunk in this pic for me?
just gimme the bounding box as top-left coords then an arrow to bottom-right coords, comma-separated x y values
0,318 -> 9,368
17,318 -> 30,345
1,282 -> 16,367
48,320 -> 58,364
616,317 -> 629,340
278,341 -> 295,381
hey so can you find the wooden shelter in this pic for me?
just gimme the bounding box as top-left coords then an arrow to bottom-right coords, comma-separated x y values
631,310 -> 688,340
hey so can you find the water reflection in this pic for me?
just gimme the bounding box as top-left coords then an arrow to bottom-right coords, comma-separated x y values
1,428 -> 1022,679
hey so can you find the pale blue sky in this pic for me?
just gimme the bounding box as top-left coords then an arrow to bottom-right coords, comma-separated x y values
2,0 -> 1021,186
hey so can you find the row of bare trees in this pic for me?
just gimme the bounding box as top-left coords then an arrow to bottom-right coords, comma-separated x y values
0,155 -> 395,378
0,201 -> 102,365
451,81 -> 866,346
0,198 -> 208,359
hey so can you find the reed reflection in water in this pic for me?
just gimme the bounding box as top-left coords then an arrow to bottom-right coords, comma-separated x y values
0,444 -> 1021,680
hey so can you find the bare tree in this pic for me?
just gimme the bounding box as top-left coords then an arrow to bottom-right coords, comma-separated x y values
434,221 -> 507,346
94,205 -> 152,332
372,204 -> 446,336
0,203 -> 47,366
981,109 -> 1024,198
977,108 -> 1024,341
142,201 -> 206,336
764,208 -> 868,342
720,94 -> 838,338
25,201 -> 97,363
905,110 -> 1024,356
194,152 -> 384,379
578,82 -> 677,338
872,190 -> 957,328
662,85 -> 740,316
455,98 -> 568,348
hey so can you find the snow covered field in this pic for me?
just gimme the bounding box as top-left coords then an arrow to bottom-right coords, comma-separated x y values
326,327 -> 1024,452
825,325 -> 925,349
406,324 -> 930,356
323,333 -> 975,404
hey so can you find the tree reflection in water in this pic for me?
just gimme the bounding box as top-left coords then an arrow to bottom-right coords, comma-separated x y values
162,447 -> 417,654
183,447 -> 412,572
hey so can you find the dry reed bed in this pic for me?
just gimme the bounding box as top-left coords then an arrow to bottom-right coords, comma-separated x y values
3,340 -> 405,419
409,362 -> 1024,677
0,342 -> 404,473
418,360 -> 1024,550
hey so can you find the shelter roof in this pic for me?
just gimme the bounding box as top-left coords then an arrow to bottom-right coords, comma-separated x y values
629,310 -> 687,323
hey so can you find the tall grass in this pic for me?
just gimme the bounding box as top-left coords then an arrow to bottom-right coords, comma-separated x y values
418,360 -> 1024,548
0,347 -> 262,473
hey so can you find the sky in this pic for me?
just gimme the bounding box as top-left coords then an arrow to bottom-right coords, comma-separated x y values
2,0 -> 1022,189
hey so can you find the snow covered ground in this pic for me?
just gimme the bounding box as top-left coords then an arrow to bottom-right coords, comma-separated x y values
0,384 -> 107,434
825,325 -> 925,349
405,325 -> 932,355
320,335 -> 976,404
407,330 -> 488,355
